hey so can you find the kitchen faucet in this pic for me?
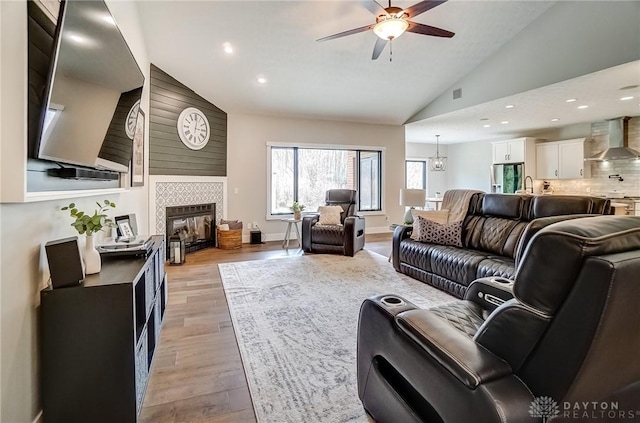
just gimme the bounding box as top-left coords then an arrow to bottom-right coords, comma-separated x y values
524,176 -> 534,194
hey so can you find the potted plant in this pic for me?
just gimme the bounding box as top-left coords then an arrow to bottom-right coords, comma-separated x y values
61,199 -> 116,274
290,201 -> 305,220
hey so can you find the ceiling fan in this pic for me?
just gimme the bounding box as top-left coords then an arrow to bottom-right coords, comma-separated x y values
317,0 -> 454,60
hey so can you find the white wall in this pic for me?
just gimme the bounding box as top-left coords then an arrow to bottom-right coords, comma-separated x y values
227,113 -> 405,237
0,2 -> 149,421
445,140 -> 493,192
405,142 -> 448,197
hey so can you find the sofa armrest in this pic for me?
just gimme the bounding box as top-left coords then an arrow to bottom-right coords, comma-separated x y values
395,309 -> 512,389
392,225 -> 412,271
302,214 -> 319,252
344,215 -> 365,256
465,276 -> 515,312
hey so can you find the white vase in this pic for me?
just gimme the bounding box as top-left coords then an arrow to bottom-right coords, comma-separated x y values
83,234 -> 101,275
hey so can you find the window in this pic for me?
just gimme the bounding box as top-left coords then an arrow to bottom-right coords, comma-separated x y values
269,146 -> 383,215
406,160 -> 426,189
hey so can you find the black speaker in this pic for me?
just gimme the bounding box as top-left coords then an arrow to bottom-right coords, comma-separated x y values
250,230 -> 262,244
45,237 -> 84,288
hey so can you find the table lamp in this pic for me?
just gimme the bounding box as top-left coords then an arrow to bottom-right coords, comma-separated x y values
400,189 -> 426,224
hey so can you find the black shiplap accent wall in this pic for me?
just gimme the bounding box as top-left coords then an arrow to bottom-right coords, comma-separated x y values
149,64 -> 227,176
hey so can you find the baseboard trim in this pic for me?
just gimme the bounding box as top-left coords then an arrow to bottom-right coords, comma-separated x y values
32,410 -> 43,423
240,227 -> 391,244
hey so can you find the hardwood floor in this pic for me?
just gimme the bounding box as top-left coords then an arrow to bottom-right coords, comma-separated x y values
139,233 -> 392,423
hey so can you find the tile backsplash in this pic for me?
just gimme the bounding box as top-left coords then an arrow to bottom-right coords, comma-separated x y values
540,117 -> 640,197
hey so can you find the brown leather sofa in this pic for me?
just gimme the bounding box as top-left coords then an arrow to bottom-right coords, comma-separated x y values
358,215 -> 640,423
393,193 -> 611,298
302,189 -> 365,256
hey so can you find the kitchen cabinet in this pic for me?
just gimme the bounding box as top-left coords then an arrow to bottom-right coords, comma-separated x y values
492,138 -> 529,164
535,138 -> 590,180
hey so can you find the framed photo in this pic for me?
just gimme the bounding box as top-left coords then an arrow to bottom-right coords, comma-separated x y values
118,221 -> 136,239
131,109 -> 145,187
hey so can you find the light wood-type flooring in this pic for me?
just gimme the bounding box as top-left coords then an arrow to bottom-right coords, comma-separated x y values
139,232 -> 392,423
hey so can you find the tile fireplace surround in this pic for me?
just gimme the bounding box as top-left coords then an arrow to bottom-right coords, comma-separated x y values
149,175 -> 228,239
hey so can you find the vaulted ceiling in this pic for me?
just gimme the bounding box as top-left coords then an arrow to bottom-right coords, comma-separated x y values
136,1 -> 640,143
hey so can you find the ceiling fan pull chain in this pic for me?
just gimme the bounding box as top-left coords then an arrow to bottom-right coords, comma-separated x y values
389,40 -> 393,62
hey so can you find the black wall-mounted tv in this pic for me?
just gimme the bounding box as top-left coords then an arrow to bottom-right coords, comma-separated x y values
31,0 -> 144,176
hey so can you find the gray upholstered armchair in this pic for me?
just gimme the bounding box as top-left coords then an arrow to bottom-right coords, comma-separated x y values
302,189 -> 365,256
358,215 -> 640,422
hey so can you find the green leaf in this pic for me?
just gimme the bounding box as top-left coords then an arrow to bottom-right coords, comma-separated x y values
78,228 -> 85,234
82,215 -> 91,223
91,215 -> 101,225
96,202 -> 102,209
110,202 -> 116,208
104,199 -> 110,205
69,203 -> 75,208
70,208 -> 78,216
76,211 -> 84,218
61,206 -> 68,211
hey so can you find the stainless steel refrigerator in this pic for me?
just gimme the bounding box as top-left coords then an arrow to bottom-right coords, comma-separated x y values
491,163 -> 524,194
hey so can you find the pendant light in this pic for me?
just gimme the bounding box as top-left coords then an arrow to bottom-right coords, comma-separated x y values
428,135 -> 447,171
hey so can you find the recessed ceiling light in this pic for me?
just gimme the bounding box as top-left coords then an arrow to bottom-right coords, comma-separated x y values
577,105 -> 589,109
483,124 -> 491,128
223,43 -> 233,54
551,118 -> 560,122
257,77 -> 267,84
620,96 -> 634,101
480,118 -> 489,121
619,85 -> 639,90
566,98 -> 577,103
501,121 -> 509,124
505,105 -> 515,109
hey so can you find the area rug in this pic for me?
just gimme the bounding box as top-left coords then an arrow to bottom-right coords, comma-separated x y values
219,250 -> 455,423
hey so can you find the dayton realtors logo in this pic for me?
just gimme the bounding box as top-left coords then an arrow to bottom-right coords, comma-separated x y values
529,396 -> 640,421
529,396 -> 560,422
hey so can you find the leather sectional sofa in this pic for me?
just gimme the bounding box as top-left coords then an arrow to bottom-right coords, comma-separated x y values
392,193 -> 611,298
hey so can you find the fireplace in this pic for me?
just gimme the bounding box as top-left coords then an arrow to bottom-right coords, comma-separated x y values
165,203 -> 216,257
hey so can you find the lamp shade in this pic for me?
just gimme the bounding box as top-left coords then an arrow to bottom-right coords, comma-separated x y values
399,189 -> 426,207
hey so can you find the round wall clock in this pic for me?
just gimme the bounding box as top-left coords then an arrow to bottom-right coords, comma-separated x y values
177,107 -> 210,150
125,99 -> 141,139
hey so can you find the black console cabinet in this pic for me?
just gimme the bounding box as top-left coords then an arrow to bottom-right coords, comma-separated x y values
40,236 -> 167,423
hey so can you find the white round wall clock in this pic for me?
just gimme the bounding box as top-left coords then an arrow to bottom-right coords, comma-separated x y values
125,99 -> 141,139
177,107 -> 210,150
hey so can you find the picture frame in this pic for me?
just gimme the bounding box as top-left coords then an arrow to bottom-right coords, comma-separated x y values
131,109 -> 145,187
117,221 -> 136,239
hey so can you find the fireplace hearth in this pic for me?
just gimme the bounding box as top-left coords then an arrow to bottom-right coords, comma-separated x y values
165,203 -> 216,257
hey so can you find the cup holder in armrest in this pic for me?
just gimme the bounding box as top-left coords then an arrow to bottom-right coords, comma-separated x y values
381,296 -> 406,307
490,277 -> 513,284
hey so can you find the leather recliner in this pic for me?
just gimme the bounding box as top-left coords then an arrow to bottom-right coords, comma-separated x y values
358,215 -> 640,422
302,189 -> 365,257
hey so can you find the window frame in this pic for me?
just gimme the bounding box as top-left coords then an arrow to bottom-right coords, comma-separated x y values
266,142 -> 386,220
405,159 -> 427,189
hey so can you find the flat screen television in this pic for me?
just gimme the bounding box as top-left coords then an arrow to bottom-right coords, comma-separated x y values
32,0 -> 144,176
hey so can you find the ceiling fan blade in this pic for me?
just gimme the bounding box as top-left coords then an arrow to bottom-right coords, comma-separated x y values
407,21 -> 454,38
404,0 -> 448,18
317,24 -> 375,42
372,38 -> 388,60
361,0 -> 386,16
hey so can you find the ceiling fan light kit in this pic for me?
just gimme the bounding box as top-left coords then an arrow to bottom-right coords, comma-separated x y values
317,0 -> 454,60
373,14 -> 409,40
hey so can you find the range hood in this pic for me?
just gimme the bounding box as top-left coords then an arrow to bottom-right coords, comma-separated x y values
586,117 -> 640,161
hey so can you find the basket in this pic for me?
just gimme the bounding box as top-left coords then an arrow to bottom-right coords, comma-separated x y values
217,228 -> 242,250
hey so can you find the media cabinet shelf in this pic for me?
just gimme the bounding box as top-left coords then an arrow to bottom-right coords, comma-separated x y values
40,235 -> 166,423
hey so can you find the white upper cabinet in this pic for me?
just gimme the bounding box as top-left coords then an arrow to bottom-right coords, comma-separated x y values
492,139 -> 527,163
536,138 -> 590,180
